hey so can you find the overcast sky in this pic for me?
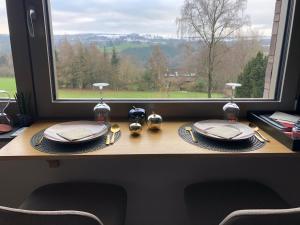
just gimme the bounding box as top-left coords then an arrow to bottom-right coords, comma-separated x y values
0,0 -> 276,37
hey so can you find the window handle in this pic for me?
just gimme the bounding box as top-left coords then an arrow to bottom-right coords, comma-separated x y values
27,8 -> 36,38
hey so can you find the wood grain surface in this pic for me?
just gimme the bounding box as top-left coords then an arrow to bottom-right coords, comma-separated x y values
0,121 -> 294,160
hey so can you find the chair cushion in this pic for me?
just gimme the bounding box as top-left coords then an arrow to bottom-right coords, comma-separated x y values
0,205 -> 102,225
20,183 -> 127,225
220,208 -> 300,225
185,180 -> 290,225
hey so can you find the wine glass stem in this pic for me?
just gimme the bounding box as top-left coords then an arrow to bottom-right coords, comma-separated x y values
100,89 -> 103,103
1,91 -> 10,113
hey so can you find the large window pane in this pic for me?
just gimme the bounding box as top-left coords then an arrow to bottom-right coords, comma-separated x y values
50,0 -> 280,99
0,0 -> 16,97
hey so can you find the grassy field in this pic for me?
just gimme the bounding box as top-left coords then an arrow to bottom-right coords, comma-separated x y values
58,89 -> 223,99
0,77 -> 224,99
0,77 -> 17,97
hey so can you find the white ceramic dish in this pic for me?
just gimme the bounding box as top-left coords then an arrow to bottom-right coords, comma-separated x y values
193,120 -> 254,141
44,121 -> 108,144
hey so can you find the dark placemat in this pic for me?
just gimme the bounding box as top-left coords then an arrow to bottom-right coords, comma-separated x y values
31,129 -> 121,154
178,124 -> 265,152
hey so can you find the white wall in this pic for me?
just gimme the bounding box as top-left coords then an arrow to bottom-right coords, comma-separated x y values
0,156 -> 299,225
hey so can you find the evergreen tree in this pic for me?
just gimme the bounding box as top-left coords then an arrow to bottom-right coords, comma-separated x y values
103,47 -> 107,58
236,52 -> 267,98
111,47 -> 119,66
110,47 -> 121,89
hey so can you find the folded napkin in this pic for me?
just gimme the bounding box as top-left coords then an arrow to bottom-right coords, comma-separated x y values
57,128 -> 97,141
270,112 -> 300,123
205,125 -> 242,139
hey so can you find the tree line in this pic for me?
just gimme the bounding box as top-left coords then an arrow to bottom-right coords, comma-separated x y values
55,39 -> 168,92
0,36 -> 267,99
54,35 -> 266,96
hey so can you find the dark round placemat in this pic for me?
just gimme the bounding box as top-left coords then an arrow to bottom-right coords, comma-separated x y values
31,129 -> 121,154
178,124 -> 265,152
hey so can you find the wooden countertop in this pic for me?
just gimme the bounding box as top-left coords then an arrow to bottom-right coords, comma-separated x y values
0,121 -> 295,160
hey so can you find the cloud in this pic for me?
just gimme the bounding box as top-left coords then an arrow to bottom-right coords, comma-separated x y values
0,0 -> 278,36
0,0 -> 9,34
245,0 -> 276,36
50,0 -> 183,35
50,0 -> 277,37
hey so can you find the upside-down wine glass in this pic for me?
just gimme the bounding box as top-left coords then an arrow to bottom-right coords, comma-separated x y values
223,83 -> 242,122
0,90 -> 13,133
93,83 -> 110,125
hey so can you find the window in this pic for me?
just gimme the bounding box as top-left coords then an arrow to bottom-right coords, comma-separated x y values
5,0 -> 299,118
49,0 -> 282,100
0,0 -> 16,97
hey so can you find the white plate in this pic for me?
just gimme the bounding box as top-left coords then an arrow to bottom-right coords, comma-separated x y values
44,121 -> 108,144
193,120 -> 254,141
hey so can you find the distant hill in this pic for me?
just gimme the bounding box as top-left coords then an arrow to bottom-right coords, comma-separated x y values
121,42 -> 186,67
0,33 -> 271,67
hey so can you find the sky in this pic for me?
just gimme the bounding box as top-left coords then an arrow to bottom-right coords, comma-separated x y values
0,0 -> 276,37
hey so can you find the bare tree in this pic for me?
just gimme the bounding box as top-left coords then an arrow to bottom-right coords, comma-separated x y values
177,0 -> 249,97
147,45 -> 168,91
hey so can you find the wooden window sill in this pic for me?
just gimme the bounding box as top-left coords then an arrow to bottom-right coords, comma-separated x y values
0,121 -> 295,160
